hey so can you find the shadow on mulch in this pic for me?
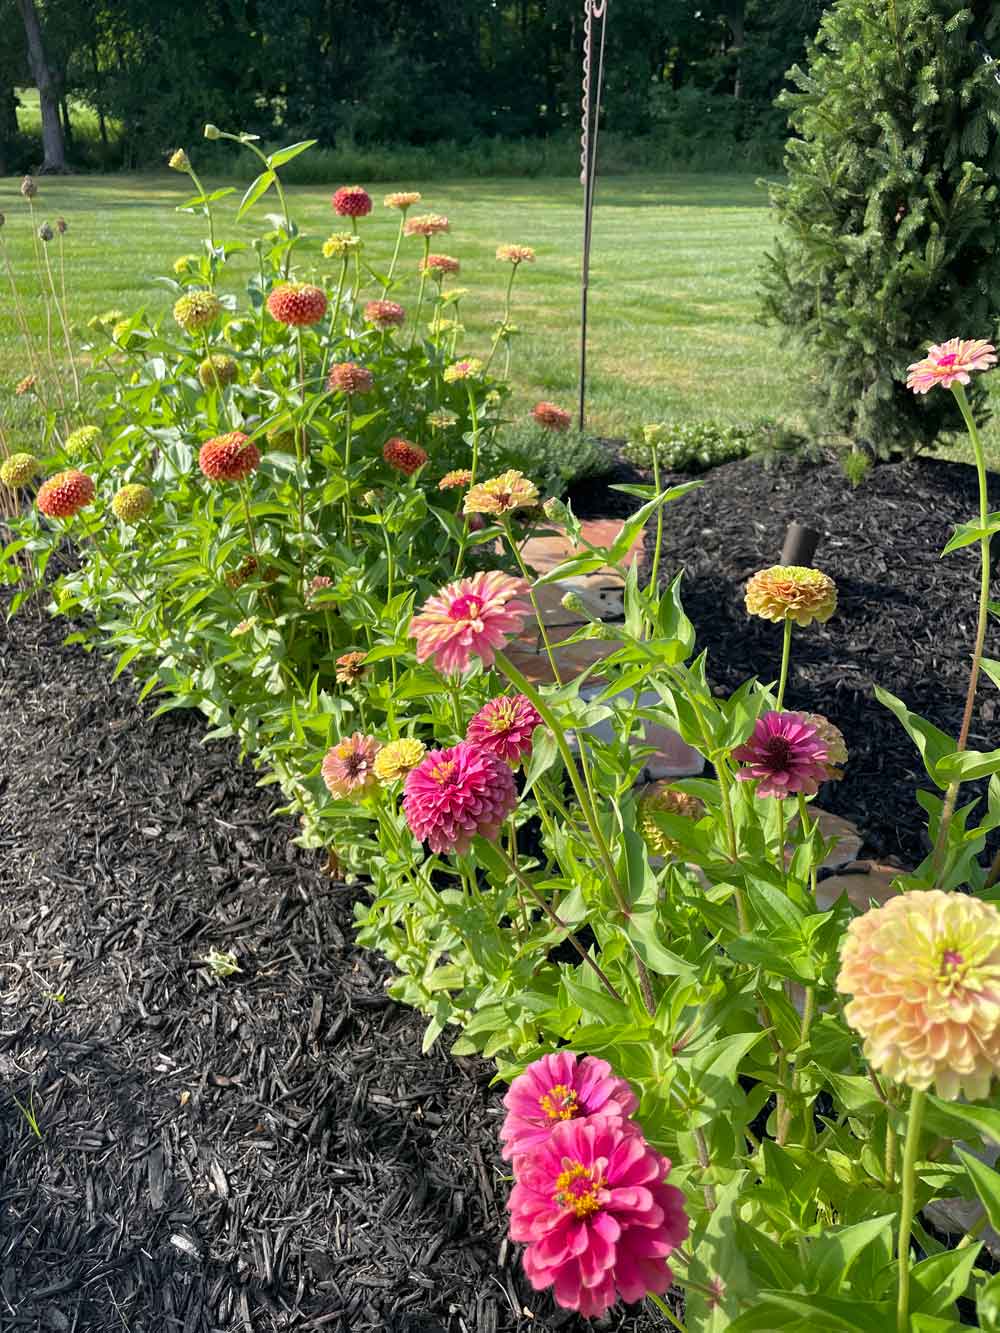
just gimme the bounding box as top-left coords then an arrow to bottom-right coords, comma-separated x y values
0,606 -> 667,1332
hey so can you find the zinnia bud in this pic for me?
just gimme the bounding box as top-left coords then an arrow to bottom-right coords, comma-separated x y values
203,123 -> 222,140
169,149 -> 191,171
111,483 -> 154,522
0,453 -> 41,489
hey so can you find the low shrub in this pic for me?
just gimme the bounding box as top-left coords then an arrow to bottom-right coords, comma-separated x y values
625,417 -> 761,472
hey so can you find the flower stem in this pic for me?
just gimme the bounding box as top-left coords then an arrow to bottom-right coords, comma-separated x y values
646,1293 -> 688,1332
410,238 -> 430,349
649,444 -> 665,604
343,400 -> 355,549
896,1089 -> 926,1333
387,215 -> 405,284
776,617 -> 793,710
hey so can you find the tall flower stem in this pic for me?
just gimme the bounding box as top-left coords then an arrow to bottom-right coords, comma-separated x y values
49,231 -> 79,402
776,617 -> 793,710
648,444 -> 665,604
342,400 -> 355,549
350,216 -> 362,295
932,382 -> 992,883
386,214 -> 406,283
293,327 -> 310,592
220,134 -> 294,275
184,164 -> 217,257
896,1089 -> 926,1333
452,384 -> 483,578
322,259 -> 348,380
482,262 -> 519,375
237,479 -> 275,618
409,238 -> 431,349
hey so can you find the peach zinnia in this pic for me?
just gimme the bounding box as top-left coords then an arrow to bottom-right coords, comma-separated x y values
198,431 -> 261,482
532,401 -> 571,432
404,212 -> 449,237
439,469 -> 472,491
420,254 -> 460,277
321,733 -> 381,800
410,570 -> 532,674
384,191 -> 422,211
266,283 -> 328,327
327,362 -> 374,396
331,185 -> 372,218
906,338 -> 997,394
837,890 -> 1000,1101
363,299 -> 405,330
496,243 -> 535,264
36,469 -> 95,518
464,469 -> 539,517
402,741 -> 517,854
745,565 -> 837,627
500,1051 -> 638,1161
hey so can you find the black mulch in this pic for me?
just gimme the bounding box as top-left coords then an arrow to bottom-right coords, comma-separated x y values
0,605 -> 667,1333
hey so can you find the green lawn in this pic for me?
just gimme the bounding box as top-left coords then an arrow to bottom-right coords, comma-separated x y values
0,170 -> 995,465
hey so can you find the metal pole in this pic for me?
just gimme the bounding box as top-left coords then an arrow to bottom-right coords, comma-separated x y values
579,0 -> 608,433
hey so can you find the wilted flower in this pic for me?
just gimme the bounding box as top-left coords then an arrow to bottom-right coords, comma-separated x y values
266,282 -> 328,327
322,232 -> 362,259
420,253 -> 460,277
508,1117 -> 688,1318
173,290 -> 222,333
37,222 -> 53,243
331,185 -> 372,218
384,191 -> 422,211
111,483 -> 154,522
36,469 -> 95,519
496,243 -> 536,264
168,149 -> 191,171
404,213 -> 449,237
797,711 -> 848,780
906,339 -> 997,394
403,741 -> 517,854
198,354 -> 239,389
20,176 -> 37,199
321,732 -> 381,800
0,453 -> 41,489
225,555 -> 260,590
464,469 -> 539,517
732,711 -> 829,799
637,782 -> 705,857
466,694 -> 542,766
442,358 -> 483,383
364,299 -> 406,330
64,425 -> 103,460
54,217 -> 67,235
374,738 -> 427,783
327,362 -> 374,395
500,1052 -> 638,1161
14,374 -> 36,396
335,651 -> 368,684
410,570 -> 532,674
383,437 -> 428,476
428,410 -> 459,431
532,401 -> 572,432
837,890 -> 1000,1101
745,565 -> 837,627
439,469 -> 472,490
198,431 -> 261,482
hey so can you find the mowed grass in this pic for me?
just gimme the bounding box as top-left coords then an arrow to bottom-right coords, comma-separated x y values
0,170 -> 995,464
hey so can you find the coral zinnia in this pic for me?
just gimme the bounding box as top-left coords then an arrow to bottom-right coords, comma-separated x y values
404,213 -> 449,237
464,469 -> 539,518
111,484 -> 154,522
384,191 -> 422,211
439,469 -> 473,491
335,651 -> 367,684
420,253 -> 460,276
383,437 -> 428,476
637,783 -> 705,858
327,362 -> 374,395
466,695 -> 542,766
173,290 -> 222,333
364,299 -> 406,330
732,711 -> 829,799
0,452 -> 41,489
500,1052 -> 638,1162
797,711 -> 848,780
837,890 -> 1000,1101
745,565 -> 837,627
532,401 -> 571,432
198,354 -> 239,389
906,339 -> 997,394
496,244 -> 536,264
508,1116 -> 688,1318
198,431 -> 261,482
410,570 -> 532,674
321,733 -> 381,800
64,426 -> 102,460
402,741 -> 517,854
36,469 -> 95,518
442,359 -> 483,383
374,738 -> 427,784
266,283 -> 328,327
332,185 -> 372,218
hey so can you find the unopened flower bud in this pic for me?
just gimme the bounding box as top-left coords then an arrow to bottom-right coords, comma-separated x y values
543,496 -> 570,524
203,123 -> 222,140
169,148 -> 191,171
560,590 -> 588,617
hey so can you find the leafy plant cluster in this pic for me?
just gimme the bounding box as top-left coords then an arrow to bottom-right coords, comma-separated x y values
625,417 -> 765,472
4,135 -> 1000,1330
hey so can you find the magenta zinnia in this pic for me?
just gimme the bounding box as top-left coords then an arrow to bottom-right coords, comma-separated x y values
402,741 -> 517,854
500,1052 -> 638,1162
906,338 -> 997,394
466,694 -> 542,766
837,890 -> 1000,1101
508,1117 -> 688,1318
410,570 -> 532,674
321,733 -> 381,800
732,711 -> 829,799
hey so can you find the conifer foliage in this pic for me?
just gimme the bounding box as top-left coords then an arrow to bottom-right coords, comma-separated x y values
761,0 -> 1000,456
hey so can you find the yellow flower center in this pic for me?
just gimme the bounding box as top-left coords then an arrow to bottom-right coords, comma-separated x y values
432,759 -> 457,784
539,1084 -> 579,1121
553,1161 -> 605,1219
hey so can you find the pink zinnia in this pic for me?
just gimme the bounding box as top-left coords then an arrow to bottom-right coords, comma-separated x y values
906,338 -> 997,393
466,694 -> 542,766
508,1117 -> 688,1318
409,570 -> 532,674
332,185 -> 372,218
321,732 -> 381,800
500,1052 -> 638,1162
402,741 -> 517,854
364,299 -> 405,330
732,711 -> 829,799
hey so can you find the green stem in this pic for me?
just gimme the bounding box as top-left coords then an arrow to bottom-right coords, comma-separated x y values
41,240 -> 80,404
646,1293 -> 688,1333
885,1116 -> 898,1189
185,166 -> 216,256
776,616 -> 793,710
222,135 -> 294,276
896,1089 -> 926,1333
409,238 -> 430,349
351,215 -> 362,295
387,215 -> 406,283
343,400 -> 355,549
322,259 -> 348,380
649,445 -> 664,605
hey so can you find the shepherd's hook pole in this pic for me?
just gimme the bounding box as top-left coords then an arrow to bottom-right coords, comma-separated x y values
579,0 -> 608,433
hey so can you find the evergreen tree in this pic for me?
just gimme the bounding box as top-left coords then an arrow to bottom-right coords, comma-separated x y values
760,0 -> 1000,456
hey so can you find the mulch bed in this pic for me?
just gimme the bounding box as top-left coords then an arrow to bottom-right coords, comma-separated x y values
0,604 -> 664,1332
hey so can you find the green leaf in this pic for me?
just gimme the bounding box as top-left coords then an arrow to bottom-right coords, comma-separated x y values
924,1096 -> 1000,1145
874,685 -> 955,788
807,1214 -> 895,1294
605,484 -> 701,564
957,1147 -> 1000,1230
978,1272 -> 1000,1329
562,972 -> 631,1027
981,658 -> 1000,691
175,186 -> 236,210
736,1293 -> 892,1332
941,513 -> 1000,555
936,746 -> 1000,782
266,139 -> 317,168
237,169 -> 276,219
909,1242 -> 982,1316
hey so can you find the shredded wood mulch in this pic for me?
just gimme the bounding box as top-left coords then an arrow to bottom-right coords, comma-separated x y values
0,605 -> 665,1332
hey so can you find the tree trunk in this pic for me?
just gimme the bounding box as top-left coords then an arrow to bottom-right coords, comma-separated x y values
15,0 -> 66,171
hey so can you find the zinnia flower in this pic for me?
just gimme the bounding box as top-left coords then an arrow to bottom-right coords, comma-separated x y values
36,469 -> 95,518
383,437 -> 427,476
439,469 -> 472,490
321,733 -> 381,800
384,191 -> 422,211
837,890 -> 1000,1101
14,374 -> 36,397
402,741 -> 517,854
906,339 -> 997,394
111,484 -> 154,522
797,711 -> 848,780
198,431 -> 261,482
420,254 -> 460,277
173,291 -> 222,333
464,469 -> 539,517
532,401 -> 572,432
198,354 -> 239,389
467,695 -> 542,766
168,149 -> 190,172
732,711 -> 829,799
364,299 -> 405,330
500,1052 -> 638,1161
410,570 -> 532,674
307,574 -> 334,602
266,283 -> 328,327
335,651 -> 367,684
327,362 -> 374,395
496,244 -> 536,264
637,783 -> 705,858
508,1117 -> 688,1318
64,426 -> 103,460
374,738 -> 427,784
322,232 -> 361,259
331,185 -> 372,218
404,213 -> 449,237
442,358 -> 483,383
0,453 -> 40,488
745,565 -> 837,627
